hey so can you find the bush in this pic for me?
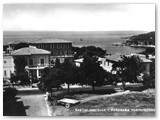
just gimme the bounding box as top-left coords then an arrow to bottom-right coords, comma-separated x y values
3,87 -> 18,98
37,82 -> 46,92
3,87 -> 18,115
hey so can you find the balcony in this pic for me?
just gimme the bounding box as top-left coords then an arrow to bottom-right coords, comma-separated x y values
26,64 -> 50,69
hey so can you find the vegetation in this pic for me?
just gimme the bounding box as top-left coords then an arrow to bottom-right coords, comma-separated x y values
13,56 -> 29,85
72,46 -> 106,59
67,90 -> 155,116
3,42 -> 29,53
140,47 -> 155,55
3,45 -> 8,52
61,59 -> 81,93
79,55 -> 108,91
38,55 -> 109,93
14,42 -> 29,50
125,31 -> 155,45
38,67 -> 64,94
3,87 -> 18,115
112,55 -> 143,90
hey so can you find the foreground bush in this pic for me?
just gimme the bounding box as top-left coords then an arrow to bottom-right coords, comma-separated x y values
3,87 -> 18,116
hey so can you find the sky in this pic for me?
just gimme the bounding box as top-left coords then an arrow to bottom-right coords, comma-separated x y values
3,4 -> 155,31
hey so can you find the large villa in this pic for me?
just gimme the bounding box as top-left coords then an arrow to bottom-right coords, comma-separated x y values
3,38 -> 74,80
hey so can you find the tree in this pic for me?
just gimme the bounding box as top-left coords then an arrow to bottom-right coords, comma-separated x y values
10,73 -> 17,84
72,46 -> 106,59
3,45 -> 8,52
55,58 -> 61,68
13,56 -> 29,84
112,55 -> 142,90
38,68 -> 65,94
61,59 -> 80,93
14,42 -> 29,50
79,55 -> 107,91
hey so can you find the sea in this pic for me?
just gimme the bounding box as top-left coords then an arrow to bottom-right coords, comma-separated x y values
3,31 -> 148,55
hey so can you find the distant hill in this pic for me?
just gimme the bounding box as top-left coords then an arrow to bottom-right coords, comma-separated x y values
125,31 -> 155,45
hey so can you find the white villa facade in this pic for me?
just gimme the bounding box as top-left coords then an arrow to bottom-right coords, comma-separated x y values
11,46 -> 51,79
3,54 -> 14,80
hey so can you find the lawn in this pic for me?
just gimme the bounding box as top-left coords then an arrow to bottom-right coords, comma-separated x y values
67,89 -> 155,116
48,87 -> 155,116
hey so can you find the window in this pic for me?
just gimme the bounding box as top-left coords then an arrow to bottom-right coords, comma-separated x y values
58,51 -> 60,55
29,59 -> 33,65
40,58 -> 44,65
4,70 -> 7,76
62,51 -> 64,55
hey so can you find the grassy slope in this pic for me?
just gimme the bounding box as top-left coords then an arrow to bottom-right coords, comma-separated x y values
67,90 -> 155,116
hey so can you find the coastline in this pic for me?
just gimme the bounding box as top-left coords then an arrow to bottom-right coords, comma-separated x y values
128,44 -> 155,48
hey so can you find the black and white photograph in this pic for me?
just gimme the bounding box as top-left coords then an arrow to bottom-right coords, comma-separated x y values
3,3 -> 155,116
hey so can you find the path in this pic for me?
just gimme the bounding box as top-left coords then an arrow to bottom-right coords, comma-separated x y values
80,90 -> 130,103
17,88 -> 48,116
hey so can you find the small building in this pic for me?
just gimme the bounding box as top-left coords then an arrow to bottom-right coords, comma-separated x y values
11,46 -> 51,79
74,57 -> 108,71
31,37 -> 73,63
105,53 -> 123,72
105,53 -> 152,74
74,58 -> 84,67
3,54 -> 14,80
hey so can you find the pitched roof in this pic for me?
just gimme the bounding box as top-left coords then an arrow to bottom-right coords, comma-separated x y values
138,57 -> 152,63
105,53 -> 152,63
31,37 -> 72,44
11,46 -> 50,56
105,53 -> 123,62
74,58 -> 84,63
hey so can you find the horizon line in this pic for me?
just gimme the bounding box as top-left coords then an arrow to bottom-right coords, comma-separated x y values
3,30 -> 152,32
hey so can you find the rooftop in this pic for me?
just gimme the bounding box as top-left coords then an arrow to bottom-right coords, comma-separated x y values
31,37 -> 72,44
105,53 -> 152,63
11,46 -> 51,56
74,58 -> 84,63
8,41 -> 29,45
105,53 -> 123,62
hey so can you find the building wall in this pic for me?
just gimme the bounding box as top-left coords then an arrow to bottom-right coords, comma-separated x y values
100,60 -> 113,72
25,54 -> 50,67
32,43 -> 72,56
3,55 -> 14,79
142,63 -> 150,75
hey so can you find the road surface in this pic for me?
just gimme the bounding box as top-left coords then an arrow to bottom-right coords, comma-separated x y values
17,88 -> 48,116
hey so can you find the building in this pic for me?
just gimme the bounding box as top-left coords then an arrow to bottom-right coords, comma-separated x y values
3,54 -> 14,80
31,37 -> 73,63
105,53 -> 152,74
11,46 -> 51,79
6,41 -> 29,53
74,58 -> 84,67
74,57 -> 108,71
